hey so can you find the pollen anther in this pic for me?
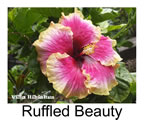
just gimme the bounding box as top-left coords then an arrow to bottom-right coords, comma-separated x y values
82,43 -> 96,55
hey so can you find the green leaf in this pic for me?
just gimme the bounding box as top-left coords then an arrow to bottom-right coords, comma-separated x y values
31,8 -> 73,18
8,80 -> 13,95
109,62 -> 135,102
109,77 -> 130,103
119,40 -> 133,47
31,8 -> 61,18
97,21 -> 109,33
28,48 -> 54,93
122,73 -> 136,103
12,8 -> 42,34
89,8 -> 118,23
124,8 -> 133,15
24,72 -> 37,85
32,17 -> 48,33
8,28 -> 21,44
8,8 -> 18,21
57,101 -> 68,103
19,43 -> 31,58
122,93 -> 133,103
35,73 -> 54,94
107,24 -> 127,32
16,74 -> 25,91
97,22 -> 127,34
28,48 -> 41,74
130,73 -> 136,96
61,8 -> 74,15
116,62 -> 134,83
10,65 -> 25,80
130,81 -> 136,96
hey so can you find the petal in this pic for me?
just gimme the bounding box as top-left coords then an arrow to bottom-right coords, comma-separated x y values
59,11 -> 101,50
46,52 -> 89,99
33,22 -> 73,75
82,56 -> 118,95
89,36 -> 122,66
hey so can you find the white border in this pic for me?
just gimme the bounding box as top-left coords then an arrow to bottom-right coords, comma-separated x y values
1,0 -> 144,120
1,0 -> 142,7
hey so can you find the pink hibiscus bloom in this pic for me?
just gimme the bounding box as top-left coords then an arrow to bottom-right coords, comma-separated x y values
33,9 -> 122,99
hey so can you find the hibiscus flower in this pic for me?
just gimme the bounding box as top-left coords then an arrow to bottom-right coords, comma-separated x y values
33,9 -> 122,99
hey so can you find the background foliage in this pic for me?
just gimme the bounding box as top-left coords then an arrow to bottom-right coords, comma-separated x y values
8,7 -> 136,103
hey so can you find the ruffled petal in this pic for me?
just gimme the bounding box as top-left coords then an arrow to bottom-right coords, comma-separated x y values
59,11 -> 101,50
82,56 -> 118,95
46,52 -> 89,99
89,36 -> 122,66
33,22 -> 73,75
